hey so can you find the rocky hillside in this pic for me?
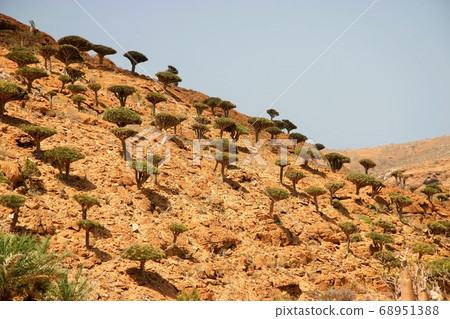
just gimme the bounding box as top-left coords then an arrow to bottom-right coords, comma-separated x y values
334,136 -> 450,187
0,14 -> 449,301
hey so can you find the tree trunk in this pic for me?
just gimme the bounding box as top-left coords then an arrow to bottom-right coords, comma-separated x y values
0,101 -> 5,115
131,63 -> 136,73
167,235 -> 177,251
210,107 -> 216,116
255,131 -> 260,143
49,97 -> 53,109
356,185 -> 360,195
48,57 -> 52,73
44,57 -> 48,70
85,230 -> 90,248
293,181 -> 297,194
346,236 -> 350,256
214,162 -> 218,171
401,262 -> 416,301
65,162 -> 70,179
220,130 -> 223,138
140,260 -> 146,276
221,164 -> 225,182
94,91 -> 98,107
269,201 -> 274,215
99,55 -> 104,65
121,140 -> 127,160
365,167 -> 368,174
314,197 -> 319,213
398,206 -> 403,220
152,104 -> 156,115
10,209 -> 19,231
26,81 -> 32,93
82,208 -> 87,220
36,140 -> 41,152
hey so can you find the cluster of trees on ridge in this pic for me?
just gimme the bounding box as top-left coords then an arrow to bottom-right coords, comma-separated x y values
0,29 -> 449,301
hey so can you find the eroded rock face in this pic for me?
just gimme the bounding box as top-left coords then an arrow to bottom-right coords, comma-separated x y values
195,226 -> 239,254
0,161 -> 23,188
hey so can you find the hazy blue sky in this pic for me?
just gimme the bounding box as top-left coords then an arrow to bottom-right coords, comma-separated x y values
1,0 -> 449,149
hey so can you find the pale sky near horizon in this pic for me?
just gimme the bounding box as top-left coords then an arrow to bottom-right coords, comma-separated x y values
1,0 -> 449,149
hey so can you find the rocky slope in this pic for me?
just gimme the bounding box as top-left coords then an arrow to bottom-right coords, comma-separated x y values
334,136 -> 450,187
0,15 -> 449,301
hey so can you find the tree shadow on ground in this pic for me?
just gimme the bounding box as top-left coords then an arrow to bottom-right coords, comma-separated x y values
303,166 -> 327,178
89,247 -> 112,262
163,246 -> 199,262
126,268 -> 179,299
0,114 -> 34,128
59,175 -> 97,191
224,177 -> 249,193
142,189 -> 171,212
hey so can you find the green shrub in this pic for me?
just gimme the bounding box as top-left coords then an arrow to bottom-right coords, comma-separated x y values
325,181 -> 344,204
247,117 -> 274,142
332,199 -> 348,214
284,169 -> 305,194
193,102 -> 209,116
203,97 -> 221,116
77,219 -> 102,248
412,242 -> 436,260
58,75 -> 71,92
67,84 -> 87,94
265,126 -> 283,140
315,143 -> 325,151
65,66 -> 85,84
324,153 -> 350,173
103,108 -> 142,127
55,44 -> 84,66
0,172 -> 10,185
264,187 -> 290,215
16,67 -> 48,92
20,158 -> 41,181
45,147 -> 85,179
130,160 -> 159,189
177,288 -> 201,301
289,132 -> 307,144
108,85 -> 136,107
281,119 -> 297,134
39,45 -> 58,72
111,127 -> 138,159
427,221 -> 449,235
389,193 -> 413,220
5,47 -> 39,68
427,258 -> 450,283
359,158 -> 376,174
22,125 -> 57,152
366,232 -> 394,250
376,220 -> 395,233
123,245 -> 165,275
45,266 -> 90,301
192,123 -> 210,139
0,233 -> 64,300
266,108 -> 279,120
219,100 -> 236,117
123,51 -> 148,73
373,250 -> 401,269
155,71 -> 182,90
437,194 -> 449,202
210,138 -> 236,152
273,120 -> 286,130
146,92 -> 167,115
346,172 -> 372,195
92,44 -> 116,65
304,186 -> 327,213
58,35 -> 93,52
154,112 -> 179,131
214,152 -> 237,182
71,94 -> 86,110
352,234 -> 362,242
359,215 -> 374,226
73,194 -> 100,219
88,83 -> 101,106
0,81 -> 29,116
167,223 -> 188,249
0,194 -> 26,231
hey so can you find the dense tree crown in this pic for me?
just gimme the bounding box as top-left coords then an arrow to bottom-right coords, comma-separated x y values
55,44 -> 84,66
203,97 -> 222,116
92,44 -> 116,64
45,147 -> 85,179
58,35 -> 93,52
123,51 -> 148,73
5,47 -> 39,68
324,153 -> 350,173
0,80 -> 29,115
266,108 -> 279,120
359,158 -> 376,174
247,117 -> 274,142
22,125 -> 57,152
108,85 -> 136,107
104,108 -> 142,127
146,92 -> 167,115
155,71 -> 182,90
16,67 -> 48,92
